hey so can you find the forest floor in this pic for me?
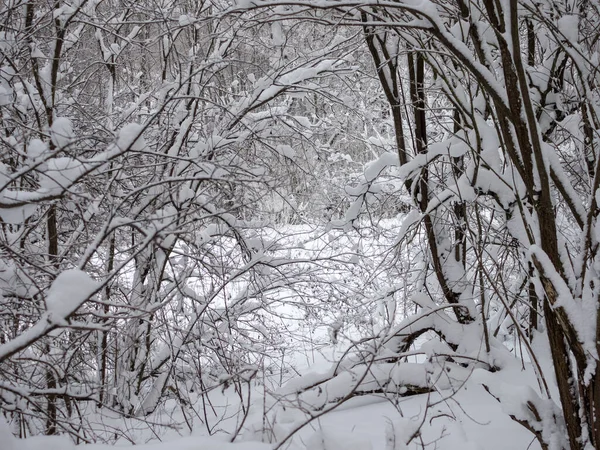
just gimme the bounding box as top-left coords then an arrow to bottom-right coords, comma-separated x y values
4,225 -> 546,449
10,347 -> 543,450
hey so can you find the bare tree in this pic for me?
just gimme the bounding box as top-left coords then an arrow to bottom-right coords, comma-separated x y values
227,1 -> 600,449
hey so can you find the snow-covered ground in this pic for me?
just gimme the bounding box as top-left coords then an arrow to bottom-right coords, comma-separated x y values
5,341 -> 543,450
8,383 -> 540,450
2,223 -> 547,450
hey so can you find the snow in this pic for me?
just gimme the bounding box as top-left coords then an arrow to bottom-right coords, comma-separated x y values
17,436 -> 269,450
558,15 -> 579,44
0,202 -> 37,224
269,373 -> 543,450
45,269 -> 99,318
39,157 -> 86,194
276,144 -> 296,159
4,218 -> 554,450
20,367 -> 540,450
3,3 -> 593,450
27,138 -> 48,160
31,46 -> 46,59
0,85 -> 10,106
271,22 -> 284,46
306,428 -> 373,450
0,416 -> 16,450
50,117 -> 74,149
179,15 -> 194,26
364,152 -> 398,183
117,123 -> 146,151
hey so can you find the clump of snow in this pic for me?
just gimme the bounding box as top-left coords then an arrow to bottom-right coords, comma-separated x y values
31,46 -> 46,59
39,157 -> 86,194
178,185 -> 195,203
0,203 -> 38,224
474,368 -> 568,449
50,117 -> 74,149
364,152 -> 398,182
558,15 -> 579,43
271,22 -> 284,46
0,85 -> 10,106
235,0 -> 258,8
117,123 -> 146,151
276,144 -> 296,158
27,139 -> 48,160
45,269 -> 99,318
178,14 -> 194,26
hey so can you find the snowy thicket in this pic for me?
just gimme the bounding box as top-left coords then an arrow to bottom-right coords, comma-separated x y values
1,0 -> 599,449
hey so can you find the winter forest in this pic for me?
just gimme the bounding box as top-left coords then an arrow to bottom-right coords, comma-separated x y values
3,0 -> 600,449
